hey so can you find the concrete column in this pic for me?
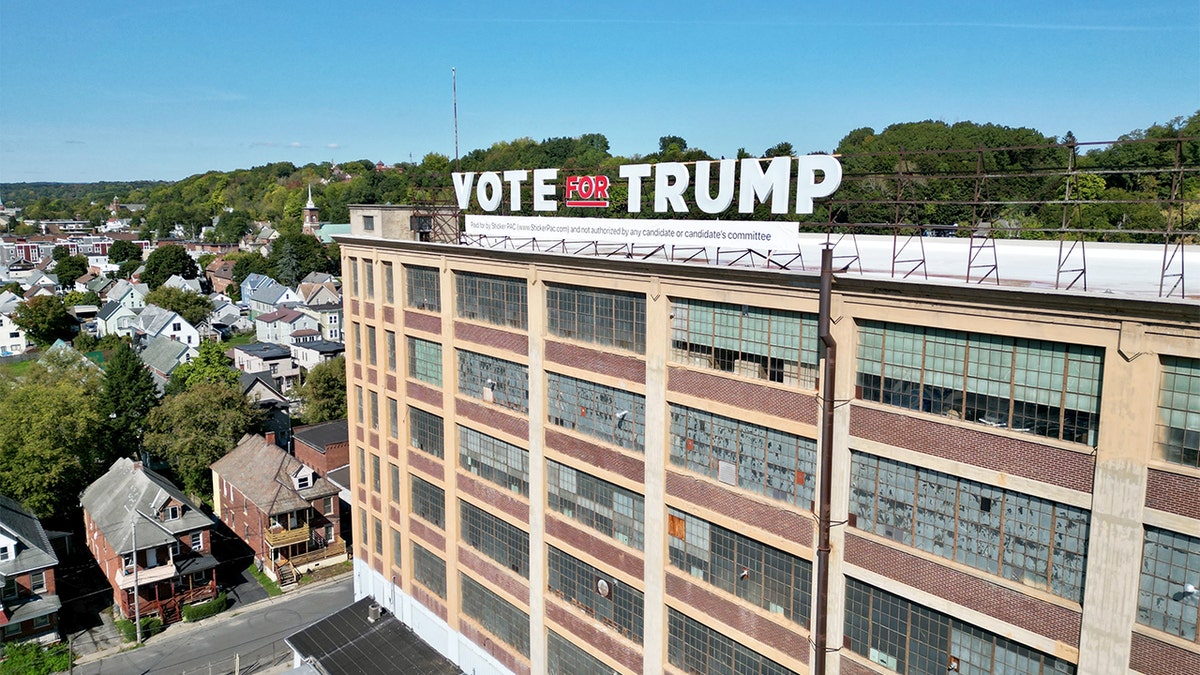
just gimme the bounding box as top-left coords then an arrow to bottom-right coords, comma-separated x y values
643,277 -> 669,674
1076,326 -> 1156,674
527,272 -> 548,674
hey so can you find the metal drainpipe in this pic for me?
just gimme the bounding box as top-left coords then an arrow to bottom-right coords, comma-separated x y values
814,246 -> 837,675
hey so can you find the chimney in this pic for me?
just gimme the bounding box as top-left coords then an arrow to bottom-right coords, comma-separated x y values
367,603 -> 382,623
265,432 -> 276,446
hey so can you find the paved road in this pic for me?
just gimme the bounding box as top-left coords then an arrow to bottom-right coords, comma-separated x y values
74,576 -> 353,675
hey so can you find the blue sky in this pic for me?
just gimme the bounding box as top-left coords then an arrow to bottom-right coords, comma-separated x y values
1,1 -> 1197,183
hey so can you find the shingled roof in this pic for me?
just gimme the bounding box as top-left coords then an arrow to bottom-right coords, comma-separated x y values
0,494 -> 58,577
80,458 -> 213,556
211,435 -> 339,517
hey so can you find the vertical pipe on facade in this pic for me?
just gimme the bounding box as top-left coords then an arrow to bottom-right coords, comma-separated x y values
814,246 -> 836,675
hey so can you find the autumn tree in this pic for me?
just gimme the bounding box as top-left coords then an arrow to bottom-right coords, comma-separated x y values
144,382 -> 262,496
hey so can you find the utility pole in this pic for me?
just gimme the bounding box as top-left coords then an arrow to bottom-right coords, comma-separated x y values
132,519 -> 142,644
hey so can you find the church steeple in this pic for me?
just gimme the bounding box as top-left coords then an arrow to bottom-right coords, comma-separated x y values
302,184 -> 320,236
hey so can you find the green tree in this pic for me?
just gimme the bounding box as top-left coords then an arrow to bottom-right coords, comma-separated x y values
141,244 -> 199,290
62,290 -> 101,307
1,281 -> 23,295
107,239 -> 143,265
97,342 -> 159,465
144,286 -> 214,326
116,259 -> 142,280
0,348 -> 105,518
144,382 -> 261,496
53,254 -> 89,286
230,251 -> 270,287
294,355 -> 346,424
169,340 -> 239,391
12,296 -> 75,347
268,232 -> 333,285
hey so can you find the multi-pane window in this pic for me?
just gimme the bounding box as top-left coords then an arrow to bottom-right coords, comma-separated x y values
388,397 -> 398,438
669,403 -> 817,509
668,508 -> 812,626
410,407 -> 444,458
456,272 -> 527,329
407,337 -> 443,387
548,372 -> 645,452
547,460 -> 644,549
367,326 -> 377,365
547,284 -> 646,353
355,386 -> 364,427
548,546 -> 643,643
548,630 -> 615,675
1138,526 -> 1200,642
352,323 -> 362,361
383,261 -> 394,304
389,464 -> 400,504
370,454 -> 380,493
364,260 -> 375,299
349,258 -> 359,296
856,321 -> 1104,444
850,452 -> 1090,602
357,446 -> 365,484
413,543 -> 447,599
459,351 -> 529,413
407,265 -> 441,312
368,390 -> 379,430
460,500 -> 530,578
672,298 -> 819,388
386,330 -> 397,371
1156,356 -> 1200,468
845,578 -> 1077,675
668,608 -> 799,675
373,517 -> 383,555
461,574 -> 530,657
391,528 -> 402,568
459,425 -> 529,496
411,475 -> 445,529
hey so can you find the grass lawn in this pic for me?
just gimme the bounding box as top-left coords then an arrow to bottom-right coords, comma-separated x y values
224,331 -> 258,348
246,563 -> 283,597
0,358 -> 36,379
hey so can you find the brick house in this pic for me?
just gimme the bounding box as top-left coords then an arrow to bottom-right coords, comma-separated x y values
291,420 -> 349,476
0,495 -> 60,645
212,434 -> 345,587
80,458 -> 219,626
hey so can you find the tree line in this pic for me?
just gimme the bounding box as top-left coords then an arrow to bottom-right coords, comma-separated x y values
2,111 -> 1196,240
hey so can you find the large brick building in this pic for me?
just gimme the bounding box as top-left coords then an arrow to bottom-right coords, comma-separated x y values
337,205 -> 1199,675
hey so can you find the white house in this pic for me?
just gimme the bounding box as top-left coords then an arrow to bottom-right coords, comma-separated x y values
0,313 -> 27,356
254,307 -> 319,346
137,305 -> 201,347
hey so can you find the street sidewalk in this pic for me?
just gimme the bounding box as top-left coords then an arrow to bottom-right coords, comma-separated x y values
72,569 -> 352,668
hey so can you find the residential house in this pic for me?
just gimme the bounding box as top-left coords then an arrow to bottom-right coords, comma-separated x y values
96,300 -> 139,339
212,434 -> 345,586
85,274 -> 117,299
239,371 -> 293,449
0,291 -> 21,317
0,495 -> 60,646
0,313 -> 26,356
205,258 -> 236,295
247,284 -> 302,321
103,278 -> 148,311
239,273 -> 277,312
161,274 -> 204,294
298,302 -> 342,342
80,458 -> 219,626
208,299 -> 252,336
136,305 -> 200,348
139,335 -> 196,392
232,342 -> 300,392
255,307 -> 319,346
296,279 -> 340,307
299,271 -> 339,287
74,272 -> 98,293
291,338 -> 344,372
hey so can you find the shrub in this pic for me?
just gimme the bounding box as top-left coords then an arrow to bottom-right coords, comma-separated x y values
115,616 -> 164,642
182,593 -> 228,622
